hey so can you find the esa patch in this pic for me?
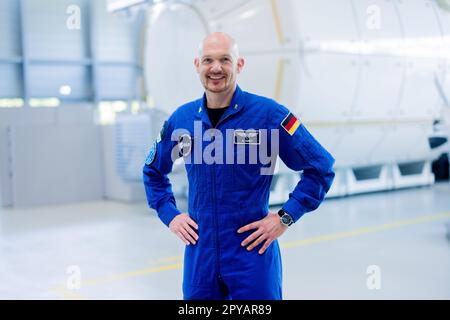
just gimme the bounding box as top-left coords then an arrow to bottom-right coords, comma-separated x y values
281,112 -> 300,136
233,129 -> 260,145
145,140 -> 157,166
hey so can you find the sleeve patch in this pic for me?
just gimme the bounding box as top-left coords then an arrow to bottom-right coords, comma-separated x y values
145,140 -> 157,166
281,112 -> 301,136
157,120 -> 168,143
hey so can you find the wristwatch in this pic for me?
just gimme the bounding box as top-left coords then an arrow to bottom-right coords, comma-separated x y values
278,209 -> 294,227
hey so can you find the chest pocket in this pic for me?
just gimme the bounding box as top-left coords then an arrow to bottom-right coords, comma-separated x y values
233,143 -> 265,191
223,128 -> 271,192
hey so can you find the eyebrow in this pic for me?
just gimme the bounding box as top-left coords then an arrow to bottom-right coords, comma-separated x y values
202,54 -> 232,59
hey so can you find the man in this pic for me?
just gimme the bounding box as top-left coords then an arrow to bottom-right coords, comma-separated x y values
143,32 -> 335,300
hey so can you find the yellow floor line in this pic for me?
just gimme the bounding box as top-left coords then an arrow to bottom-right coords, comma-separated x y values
50,211 -> 450,298
49,263 -> 183,300
281,211 -> 450,249
81,263 -> 183,287
156,256 -> 183,263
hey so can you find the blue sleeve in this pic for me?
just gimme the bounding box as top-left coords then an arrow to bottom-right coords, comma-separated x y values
273,104 -> 335,223
142,115 -> 181,227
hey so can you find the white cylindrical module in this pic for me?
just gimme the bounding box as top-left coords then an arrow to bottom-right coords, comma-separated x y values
144,0 -> 450,195
144,2 -> 207,112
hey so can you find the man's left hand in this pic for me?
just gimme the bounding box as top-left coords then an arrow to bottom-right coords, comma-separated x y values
237,212 -> 288,255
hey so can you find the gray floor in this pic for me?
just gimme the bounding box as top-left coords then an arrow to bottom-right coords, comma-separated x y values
1,182 -> 450,300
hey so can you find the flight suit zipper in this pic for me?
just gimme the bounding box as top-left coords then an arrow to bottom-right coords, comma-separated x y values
204,120 -> 221,279
211,111 -> 239,278
211,157 -> 220,277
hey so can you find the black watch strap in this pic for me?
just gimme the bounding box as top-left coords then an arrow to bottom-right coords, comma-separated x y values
278,209 -> 294,226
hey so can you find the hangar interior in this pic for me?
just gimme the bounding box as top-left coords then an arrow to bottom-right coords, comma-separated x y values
0,0 -> 450,299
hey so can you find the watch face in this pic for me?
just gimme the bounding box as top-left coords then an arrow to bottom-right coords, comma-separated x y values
281,214 -> 292,225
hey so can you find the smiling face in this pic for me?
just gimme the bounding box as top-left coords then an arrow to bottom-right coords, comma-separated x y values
194,33 -> 244,95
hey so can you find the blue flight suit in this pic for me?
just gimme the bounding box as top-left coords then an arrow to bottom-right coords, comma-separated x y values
143,85 -> 335,300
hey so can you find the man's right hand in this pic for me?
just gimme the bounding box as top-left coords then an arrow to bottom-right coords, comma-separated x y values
169,213 -> 199,245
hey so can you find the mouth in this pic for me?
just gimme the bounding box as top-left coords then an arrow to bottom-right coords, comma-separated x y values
207,75 -> 226,81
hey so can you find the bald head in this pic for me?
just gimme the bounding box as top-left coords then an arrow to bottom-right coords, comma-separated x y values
198,32 -> 240,61
194,32 -> 245,96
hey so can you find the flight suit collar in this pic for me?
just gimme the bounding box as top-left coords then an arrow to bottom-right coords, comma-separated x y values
195,85 -> 245,128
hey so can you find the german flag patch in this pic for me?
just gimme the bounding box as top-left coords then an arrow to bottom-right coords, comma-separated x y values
281,112 -> 300,135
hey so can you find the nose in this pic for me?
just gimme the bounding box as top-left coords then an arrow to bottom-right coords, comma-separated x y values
210,61 -> 222,73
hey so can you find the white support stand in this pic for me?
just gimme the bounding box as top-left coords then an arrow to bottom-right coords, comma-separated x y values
269,158 -> 435,205
392,160 -> 434,189
345,164 -> 393,195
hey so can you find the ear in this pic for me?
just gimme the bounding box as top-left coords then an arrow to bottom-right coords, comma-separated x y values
194,57 -> 200,73
236,57 -> 245,74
